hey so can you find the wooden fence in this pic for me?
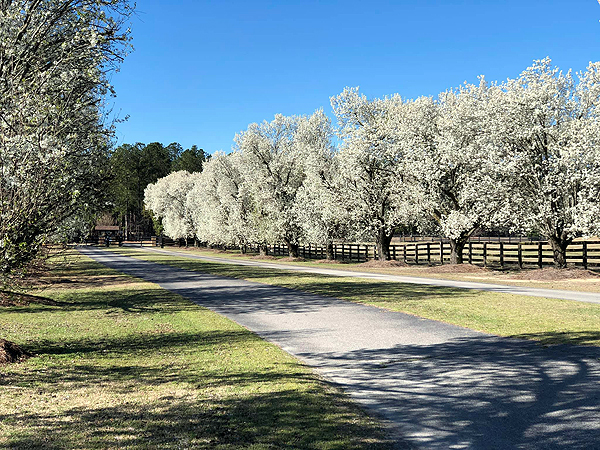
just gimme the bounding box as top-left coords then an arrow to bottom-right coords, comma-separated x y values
247,241 -> 600,269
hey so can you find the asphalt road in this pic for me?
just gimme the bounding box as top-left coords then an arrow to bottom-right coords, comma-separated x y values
80,246 -> 600,450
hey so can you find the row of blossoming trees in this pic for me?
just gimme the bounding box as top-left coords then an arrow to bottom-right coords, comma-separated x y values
145,59 -> 600,267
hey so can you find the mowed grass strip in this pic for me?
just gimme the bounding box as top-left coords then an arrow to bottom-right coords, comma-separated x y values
111,248 -> 600,347
0,251 -> 394,449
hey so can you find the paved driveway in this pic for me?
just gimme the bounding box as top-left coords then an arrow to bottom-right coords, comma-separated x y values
80,247 -> 600,449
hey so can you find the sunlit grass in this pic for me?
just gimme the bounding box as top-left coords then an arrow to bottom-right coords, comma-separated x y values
0,251 -> 393,449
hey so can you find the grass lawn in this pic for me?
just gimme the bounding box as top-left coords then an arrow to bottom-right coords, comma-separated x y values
0,251 -> 394,449
110,247 -> 600,348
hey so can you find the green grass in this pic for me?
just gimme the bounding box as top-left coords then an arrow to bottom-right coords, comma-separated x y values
111,247 -> 600,347
0,251 -> 393,449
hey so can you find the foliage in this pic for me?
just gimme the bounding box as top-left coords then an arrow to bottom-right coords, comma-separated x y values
172,144 -> 208,173
187,152 -> 256,247
295,112 -> 349,257
0,0 -> 132,284
144,170 -> 201,240
401,82 -> 506,263
109,142 -> 173,236
491,59 -> 600,267
331,88 -> 415,260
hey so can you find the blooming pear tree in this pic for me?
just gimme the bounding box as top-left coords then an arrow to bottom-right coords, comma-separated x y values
401,82 -> 507,264
187,152 -> 257,249
490,59 -> 600,268
294,111 -> 350,259
0,0 -> 132,282
331,88 -> 414,261
234,114 -> 315,257
144,171 -> 201,242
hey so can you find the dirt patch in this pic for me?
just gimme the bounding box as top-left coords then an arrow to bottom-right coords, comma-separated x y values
505,267 -> 600,281
250,255 -> 279,261
360,260 -> 409,268
278,257 -> 307,263
0,339 -> 31,364
423,264 -> 489,274
314,259 -> 342,264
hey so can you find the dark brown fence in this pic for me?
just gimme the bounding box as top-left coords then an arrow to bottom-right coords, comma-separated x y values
246,240 -> 600,269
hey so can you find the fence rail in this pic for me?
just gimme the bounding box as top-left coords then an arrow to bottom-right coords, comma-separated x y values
245,241 -> 600,269
124,236 -> 600,269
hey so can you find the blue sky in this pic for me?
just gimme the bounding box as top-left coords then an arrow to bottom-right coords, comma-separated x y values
110,0 -> 600,154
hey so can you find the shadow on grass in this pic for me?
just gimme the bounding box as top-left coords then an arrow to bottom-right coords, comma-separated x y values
0,333 -> 320,396
21,329 -> 255,358
0,291 -> 63,307
1,286 -> 200,315
509,330 -> 600,347
1,388 -> 396,449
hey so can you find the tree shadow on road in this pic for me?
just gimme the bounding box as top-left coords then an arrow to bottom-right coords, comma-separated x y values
302,334 -> 600,450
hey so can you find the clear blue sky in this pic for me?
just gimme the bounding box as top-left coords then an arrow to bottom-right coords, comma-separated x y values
110,0 -> 600,154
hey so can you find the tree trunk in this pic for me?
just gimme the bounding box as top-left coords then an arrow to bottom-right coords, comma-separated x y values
241,244 -> 247,254
449,238 -> 468,264
285,240 -> 299,258
376,228 -> 393,261
259,244 -> 268,256
549,235 -> 572,269
326,241 -> 334,260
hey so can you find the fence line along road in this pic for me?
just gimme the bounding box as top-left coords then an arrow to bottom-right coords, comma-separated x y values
248,240 -> 600,270
117,237 -> 600,270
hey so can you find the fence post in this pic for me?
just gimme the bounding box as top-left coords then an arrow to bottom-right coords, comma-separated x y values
499,242 -> 504,268
393,245 -> 397,261
415,243 -> 419,264
583,241 -> 588,270
439,241 -> 444,265
334,244 -> 337,260
518,243 -> 523,269
426,242 -> 431,264
483,242 -> 487,267
538,242 -> 543,268
468,241 -> 472,265
403,244 -> 407,262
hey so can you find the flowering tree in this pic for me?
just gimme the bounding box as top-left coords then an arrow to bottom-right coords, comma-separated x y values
295,112 -> 350,259
187,152 -> 257,249
0,0 -> 132,283
331,88 -> 415,261
490,59 -> 600,268
234,114 -> 310,257
401,82 -> 506,264
144,171 -> 201,241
